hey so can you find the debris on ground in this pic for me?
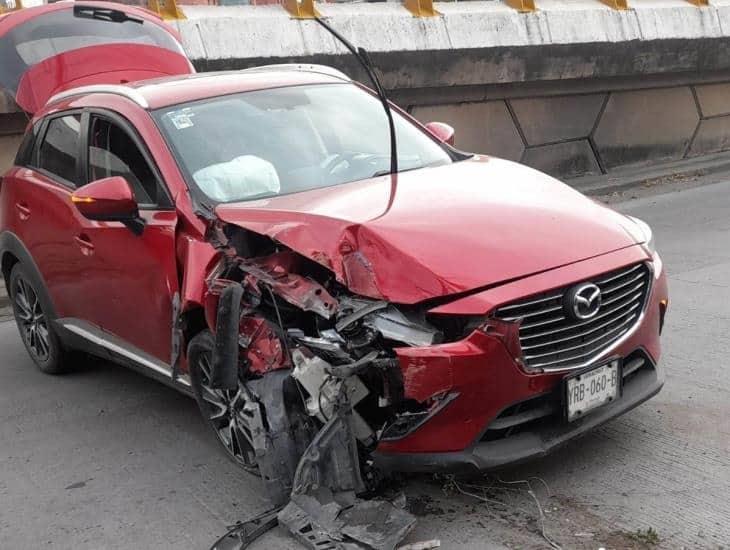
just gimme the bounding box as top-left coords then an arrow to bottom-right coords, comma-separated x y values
210,507 -> 281,550
397,540 -> 441,550
441,474 -> 563,550
627,527 -> 660,546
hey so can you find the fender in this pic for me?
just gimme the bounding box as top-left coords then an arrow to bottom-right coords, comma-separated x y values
0,230 -> 57,320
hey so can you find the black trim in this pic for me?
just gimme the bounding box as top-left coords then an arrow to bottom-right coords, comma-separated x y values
84,108 -> 174,209
122,218 -> 146,236
31,117 -> 48,174
79,111 -> 90,185
0,231 -> 58,320
53,318 -> 194,398
473,390 -> 557,443
13,120 -> 40,168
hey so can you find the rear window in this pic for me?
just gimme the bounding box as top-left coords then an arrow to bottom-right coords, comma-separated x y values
38,115 -> 81,185
0,7 -> 185,95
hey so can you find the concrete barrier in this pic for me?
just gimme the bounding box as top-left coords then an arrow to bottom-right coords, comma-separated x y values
169,1 -> 730,178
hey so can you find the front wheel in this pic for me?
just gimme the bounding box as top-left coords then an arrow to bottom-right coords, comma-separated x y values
9,263 -> 70,374
188,330 -> 258,472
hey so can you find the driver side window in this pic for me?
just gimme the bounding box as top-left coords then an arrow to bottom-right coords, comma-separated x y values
87,116 -> 169,208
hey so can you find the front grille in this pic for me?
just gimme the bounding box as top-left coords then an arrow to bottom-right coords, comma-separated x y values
494,263 -> 651,371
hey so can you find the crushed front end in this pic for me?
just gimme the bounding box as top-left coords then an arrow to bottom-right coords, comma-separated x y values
200,221 -> 668,549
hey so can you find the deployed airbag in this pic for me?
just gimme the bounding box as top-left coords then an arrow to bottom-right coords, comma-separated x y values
193,155 -> 281,202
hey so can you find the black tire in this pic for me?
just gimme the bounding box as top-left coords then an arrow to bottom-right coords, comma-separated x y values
9,263 -> 70,374
188,330 -> 258,473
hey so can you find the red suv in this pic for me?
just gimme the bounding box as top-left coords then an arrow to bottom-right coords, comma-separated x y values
1,2 -> 668,503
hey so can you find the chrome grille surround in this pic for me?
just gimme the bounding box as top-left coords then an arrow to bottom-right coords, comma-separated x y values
494,263 -> 653,372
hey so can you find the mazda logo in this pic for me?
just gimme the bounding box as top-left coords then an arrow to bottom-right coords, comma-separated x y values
565,283 -> 602,320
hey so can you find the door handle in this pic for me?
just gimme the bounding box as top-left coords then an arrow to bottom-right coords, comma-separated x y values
74,234 -> 95,256
15,202 -> 31,220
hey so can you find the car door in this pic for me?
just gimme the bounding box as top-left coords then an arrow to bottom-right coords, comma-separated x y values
4,111 -> 94,323
8,109 -> 180,365
63,110 -> 179,364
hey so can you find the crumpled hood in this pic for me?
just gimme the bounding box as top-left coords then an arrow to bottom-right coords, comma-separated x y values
215,157 -> 641,304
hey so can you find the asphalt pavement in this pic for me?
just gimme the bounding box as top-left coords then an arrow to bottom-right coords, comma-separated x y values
1,179 -> 729,549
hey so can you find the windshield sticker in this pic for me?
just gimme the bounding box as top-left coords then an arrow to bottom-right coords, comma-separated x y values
166,108 -> 195,130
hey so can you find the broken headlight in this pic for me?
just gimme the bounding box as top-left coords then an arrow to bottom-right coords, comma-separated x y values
335,297 -> 443,348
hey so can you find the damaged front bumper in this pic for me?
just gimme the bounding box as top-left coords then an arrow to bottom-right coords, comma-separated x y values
373,353 -> 663,473
373,257 -> 669,473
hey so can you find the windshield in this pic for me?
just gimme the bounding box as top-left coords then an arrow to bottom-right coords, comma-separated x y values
0,7 -> 186,94
153,83 -> 454,203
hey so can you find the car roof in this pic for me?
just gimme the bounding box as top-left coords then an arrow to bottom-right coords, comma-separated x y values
46,65 -> 351,112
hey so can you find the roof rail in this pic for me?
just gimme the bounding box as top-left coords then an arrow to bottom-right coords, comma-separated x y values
47,85 -> 149,109
240,64 -> 350,82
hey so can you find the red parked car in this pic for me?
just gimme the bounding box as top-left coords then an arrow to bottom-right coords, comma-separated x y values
1,2 -> 668,504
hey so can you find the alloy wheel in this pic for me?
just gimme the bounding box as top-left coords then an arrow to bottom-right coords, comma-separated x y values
14,277 -> 51,363
196,354 -> 258,471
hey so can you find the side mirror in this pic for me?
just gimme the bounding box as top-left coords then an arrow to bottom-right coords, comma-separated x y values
72,176 -> 144,234
425,122 -> 455,147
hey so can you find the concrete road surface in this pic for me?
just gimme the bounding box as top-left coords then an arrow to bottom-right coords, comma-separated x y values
1,180 -> 729,549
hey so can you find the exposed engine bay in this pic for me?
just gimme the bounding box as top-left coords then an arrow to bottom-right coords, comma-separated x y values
202,221 -> 464,549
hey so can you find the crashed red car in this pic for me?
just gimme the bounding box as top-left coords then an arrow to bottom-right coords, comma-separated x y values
1,1 -> 668,509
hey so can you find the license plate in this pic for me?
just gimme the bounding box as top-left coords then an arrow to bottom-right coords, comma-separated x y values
565,360 -> 621,422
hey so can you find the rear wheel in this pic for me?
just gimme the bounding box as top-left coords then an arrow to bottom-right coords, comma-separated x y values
188,330 -> 258,472
9,263 -> 70,374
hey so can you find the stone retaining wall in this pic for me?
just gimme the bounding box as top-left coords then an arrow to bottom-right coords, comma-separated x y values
409,82 -> 730,178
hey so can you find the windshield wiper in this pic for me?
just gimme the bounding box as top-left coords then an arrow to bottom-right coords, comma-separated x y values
371,161 -> 445,178
313,18 -> 398,178
73,5 -> 144,24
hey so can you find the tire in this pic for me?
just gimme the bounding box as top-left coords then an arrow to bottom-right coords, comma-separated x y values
9,263 -> 70,374
188,330 -> 258,473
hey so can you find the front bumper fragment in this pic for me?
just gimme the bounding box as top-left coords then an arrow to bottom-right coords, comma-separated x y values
373,358 -> 663,473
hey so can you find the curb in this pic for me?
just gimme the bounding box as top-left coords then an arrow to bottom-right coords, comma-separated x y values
569,151 -> 730,196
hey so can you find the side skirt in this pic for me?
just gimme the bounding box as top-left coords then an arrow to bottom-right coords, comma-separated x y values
54,318 -> 194,397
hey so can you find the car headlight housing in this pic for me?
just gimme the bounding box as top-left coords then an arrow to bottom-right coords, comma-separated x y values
627,216 -> 655,255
